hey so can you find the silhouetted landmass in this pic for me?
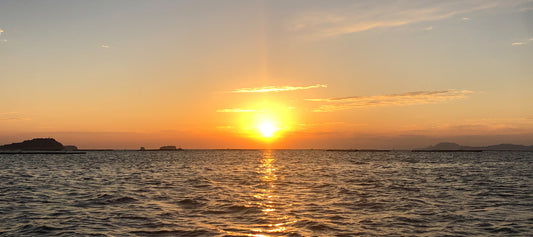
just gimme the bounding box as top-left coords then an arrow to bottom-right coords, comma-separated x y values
137,146 -> 184,151
160,146 -> 177,150
160,146 -> 183,151
0,151 -> 86,154
0,138 -> 64,151
78,149 -> 114,151
485,144 -> 533,151
326,149 -> 391,152
0,138 -> 86,154
326,149 -> 359,152
63,145 -> 78,151
414,142 -> 533,152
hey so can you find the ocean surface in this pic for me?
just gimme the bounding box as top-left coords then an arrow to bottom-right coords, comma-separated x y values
0,150 -> 532,236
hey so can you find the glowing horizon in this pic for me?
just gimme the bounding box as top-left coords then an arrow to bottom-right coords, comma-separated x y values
1,0 -> 532,149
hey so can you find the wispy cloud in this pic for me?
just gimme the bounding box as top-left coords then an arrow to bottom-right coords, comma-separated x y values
308,90 -> 473,112
402,118 -> 533,136
512,37 -> 533,46
462,17 -> 470,21
217,109 -> 261,113
230,84 -> 327,93
101,44 -> 110,48
0,112 -> 27,121
424,26 -> 433,31
291,0 -> 522,38
0,29 -> 5,44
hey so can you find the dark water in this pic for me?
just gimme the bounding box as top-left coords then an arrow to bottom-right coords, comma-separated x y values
1,150 -> 532,236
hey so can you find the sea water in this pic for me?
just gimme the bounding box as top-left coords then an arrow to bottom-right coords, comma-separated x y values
0,150 -> 532,236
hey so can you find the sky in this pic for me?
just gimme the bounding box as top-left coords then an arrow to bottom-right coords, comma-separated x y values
1,0 -> 532,149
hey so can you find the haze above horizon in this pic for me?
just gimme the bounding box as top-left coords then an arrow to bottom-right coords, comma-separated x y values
1,0 -> 532,149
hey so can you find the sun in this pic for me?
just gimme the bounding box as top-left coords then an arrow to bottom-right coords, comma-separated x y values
258,121 -> 277,138
222,101 -> 293,141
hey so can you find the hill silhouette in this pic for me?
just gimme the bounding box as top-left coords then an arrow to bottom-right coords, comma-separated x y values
422,142 -> 533,151
0,138 -> 64,151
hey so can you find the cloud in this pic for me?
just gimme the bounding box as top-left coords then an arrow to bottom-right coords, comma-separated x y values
217,109 -> 261,113
512,38 -> 533,46
101,44 -> 110,48
230,84 -> 327,93
462,17 -> 471,21
0,29 -> 5,44
402,118 -> 533,136
424,26 -> 433,31
308,90 -> 473,112
0,112 -> 27,121
291,0 -> 519,38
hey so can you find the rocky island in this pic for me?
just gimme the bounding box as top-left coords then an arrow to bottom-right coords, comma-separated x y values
0,138 -> 84,154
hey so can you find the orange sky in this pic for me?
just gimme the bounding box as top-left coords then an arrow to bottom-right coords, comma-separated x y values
1,1 -> 532,149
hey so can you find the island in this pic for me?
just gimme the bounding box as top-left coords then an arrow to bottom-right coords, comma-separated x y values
137,146 -> 183,151
0,138 -> 85,154
413,142 -> 533,152
160,146 -> 183,151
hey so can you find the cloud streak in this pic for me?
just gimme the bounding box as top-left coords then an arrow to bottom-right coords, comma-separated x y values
217,109 -> 261,113
291,0 -> 523,38
512,37 -> 533,46
308,90 -> 473,112
0,112 -> 27,121
230,84 -> 327,93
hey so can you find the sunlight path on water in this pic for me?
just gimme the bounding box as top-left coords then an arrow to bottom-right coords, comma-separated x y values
223,150 -> 297,236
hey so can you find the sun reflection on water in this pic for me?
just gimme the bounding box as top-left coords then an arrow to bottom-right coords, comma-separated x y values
248,150 -> 296,236
221,150 -> 296,236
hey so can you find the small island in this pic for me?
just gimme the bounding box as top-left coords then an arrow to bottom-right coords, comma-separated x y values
412,142 -> 533,152
0,138 -> 85,154
160,146 -> 183,151
138,146 -> 184,151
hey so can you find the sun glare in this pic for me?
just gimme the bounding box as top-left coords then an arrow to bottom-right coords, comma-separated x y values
223,101 -> 293,141
258,121 -> 277,138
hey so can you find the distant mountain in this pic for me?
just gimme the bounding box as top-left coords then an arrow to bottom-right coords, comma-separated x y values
485,144 -> 533,151
421,142 -> 533,151
0,138 -> 64,151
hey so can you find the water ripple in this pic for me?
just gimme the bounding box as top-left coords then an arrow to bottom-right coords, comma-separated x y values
0,150 -> 532,236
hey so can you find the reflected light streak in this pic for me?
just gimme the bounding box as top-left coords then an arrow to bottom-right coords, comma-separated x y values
245,150 -> 296,236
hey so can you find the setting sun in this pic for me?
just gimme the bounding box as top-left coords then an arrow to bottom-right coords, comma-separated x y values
1,1 -> 532,236
258,121 -> 277,138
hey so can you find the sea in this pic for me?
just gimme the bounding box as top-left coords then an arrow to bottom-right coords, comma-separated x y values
0,150 -> 531,236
